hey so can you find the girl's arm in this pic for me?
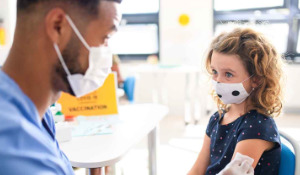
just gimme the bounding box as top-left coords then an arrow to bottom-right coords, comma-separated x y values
188,135 -> 211,175
232,139 -> 274,168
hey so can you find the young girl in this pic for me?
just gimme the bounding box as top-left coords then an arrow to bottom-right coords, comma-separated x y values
188,28 -> 284,175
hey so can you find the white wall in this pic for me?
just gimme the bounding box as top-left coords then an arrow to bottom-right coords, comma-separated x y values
160,0 -> 213,66
283,64 -> 300,113
0,0 -> 17,66
131,0 -> 214,117
122,0 -> 214,118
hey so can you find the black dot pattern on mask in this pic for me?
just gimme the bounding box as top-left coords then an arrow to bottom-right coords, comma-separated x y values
218,94 -> 222,98
232,91 -> 240,96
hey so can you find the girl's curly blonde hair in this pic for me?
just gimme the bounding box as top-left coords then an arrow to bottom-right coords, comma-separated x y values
206,28 -> 284,117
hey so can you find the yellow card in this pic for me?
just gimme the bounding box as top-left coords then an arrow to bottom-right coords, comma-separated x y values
57,73 -> 118,116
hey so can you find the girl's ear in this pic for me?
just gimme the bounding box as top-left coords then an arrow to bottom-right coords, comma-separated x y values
251,75 -> 261,88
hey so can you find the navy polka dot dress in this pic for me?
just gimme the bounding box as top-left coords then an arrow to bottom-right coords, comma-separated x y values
205,110 -> 281,175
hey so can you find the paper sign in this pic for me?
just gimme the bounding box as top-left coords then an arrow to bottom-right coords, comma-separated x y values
57,73 -> 118,116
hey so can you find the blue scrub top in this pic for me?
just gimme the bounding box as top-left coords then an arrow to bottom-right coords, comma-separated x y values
0,70 -> 74,175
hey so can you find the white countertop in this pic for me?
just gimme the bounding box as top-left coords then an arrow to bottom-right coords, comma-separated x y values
59,103 -> 169,168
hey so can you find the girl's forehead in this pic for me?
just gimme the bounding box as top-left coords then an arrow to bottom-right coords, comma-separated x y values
211,52 -> 245,71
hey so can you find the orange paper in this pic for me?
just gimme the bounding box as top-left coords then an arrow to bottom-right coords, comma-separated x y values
0,27 -> 6,46
57,73 -> 118,116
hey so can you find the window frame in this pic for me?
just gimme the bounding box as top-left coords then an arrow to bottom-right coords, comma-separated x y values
214,0 -> 287,13
213,0 -> 300,63
117,11 -> 160,60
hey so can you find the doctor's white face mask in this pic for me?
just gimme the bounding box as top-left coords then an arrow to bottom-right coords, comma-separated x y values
53,15 -> 112,98
212,75 -> 254,104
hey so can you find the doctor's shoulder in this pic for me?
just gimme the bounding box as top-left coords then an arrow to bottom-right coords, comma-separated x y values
0,101 -> 26,130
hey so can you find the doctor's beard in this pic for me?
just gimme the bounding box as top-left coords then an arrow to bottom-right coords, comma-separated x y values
51,34 -> 85,96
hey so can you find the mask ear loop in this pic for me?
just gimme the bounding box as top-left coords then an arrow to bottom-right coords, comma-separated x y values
241,74 -> 254,83
54,43 -> 71,76
248,74 -> 258,95
242,74 -> 255,95
250,75 -> 266,95
249,87 -> 255,95
65,15 -> 90,51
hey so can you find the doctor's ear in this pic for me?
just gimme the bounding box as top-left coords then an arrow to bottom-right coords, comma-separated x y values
45,8 -> 72,47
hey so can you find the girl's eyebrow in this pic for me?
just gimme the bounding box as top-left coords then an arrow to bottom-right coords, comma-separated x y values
210,66 -> 236,73
223,68 -> 236,73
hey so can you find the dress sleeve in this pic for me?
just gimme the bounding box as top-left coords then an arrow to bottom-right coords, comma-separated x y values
237,112 -> 280,146
206,111 -> 220,138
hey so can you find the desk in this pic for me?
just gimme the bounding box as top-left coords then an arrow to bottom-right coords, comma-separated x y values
60,104 -> 169,175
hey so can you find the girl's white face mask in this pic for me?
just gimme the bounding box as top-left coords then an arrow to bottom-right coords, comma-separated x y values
212,75 -> 253,104
53,15 -> 112,98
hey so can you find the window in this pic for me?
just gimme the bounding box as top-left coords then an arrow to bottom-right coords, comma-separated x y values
214,0 -> 300,62
110,24 -> 159,55
114,0 -> 160,60
121,0 -> 159,14
215,22 -> 289,53
296,24 -> 300,53
214,0 -> 285,11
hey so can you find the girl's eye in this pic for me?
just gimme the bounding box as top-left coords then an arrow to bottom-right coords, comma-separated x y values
212,69 -> 218,75
225,72 -> 233,78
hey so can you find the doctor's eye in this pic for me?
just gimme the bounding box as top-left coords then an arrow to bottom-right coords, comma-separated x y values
104,35 -> 111,40
225,72 -> 233,78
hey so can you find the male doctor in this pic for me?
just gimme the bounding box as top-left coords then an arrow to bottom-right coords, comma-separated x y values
0,0 -> 122,174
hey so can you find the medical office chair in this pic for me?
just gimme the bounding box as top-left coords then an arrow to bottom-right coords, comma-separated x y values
279,130 -> 300,175
123,76 -> 135,103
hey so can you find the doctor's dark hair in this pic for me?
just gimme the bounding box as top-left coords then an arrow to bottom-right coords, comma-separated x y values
17,0 -> 122,15
206,28 -> 284,118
